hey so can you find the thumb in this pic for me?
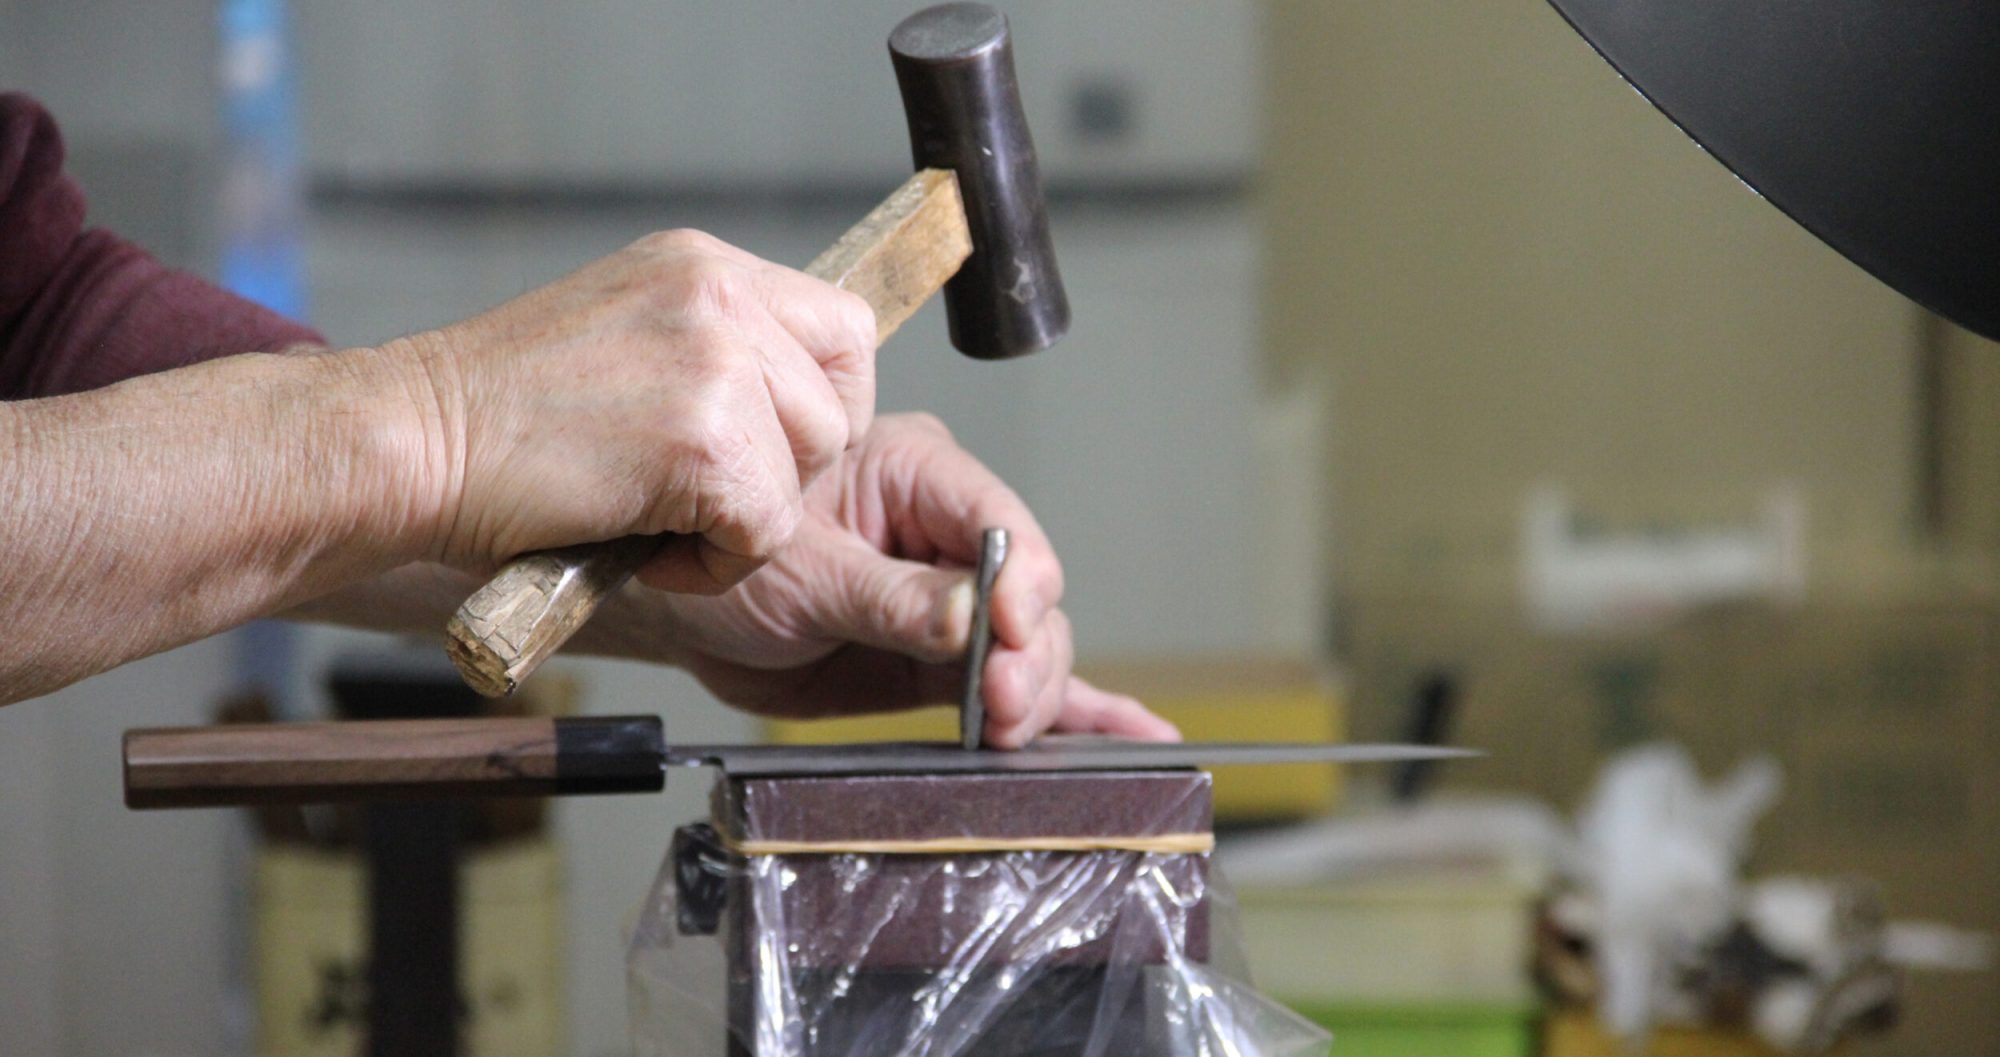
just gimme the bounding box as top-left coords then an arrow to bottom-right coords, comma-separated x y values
809,533 -> 976,664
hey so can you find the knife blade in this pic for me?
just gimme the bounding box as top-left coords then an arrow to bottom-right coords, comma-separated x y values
664,735 -> 1478,776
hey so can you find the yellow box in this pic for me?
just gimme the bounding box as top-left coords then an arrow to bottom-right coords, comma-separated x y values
1545,1012 -> 1844,1057
764,656 -> 1344,821
252,839 -> 563,1057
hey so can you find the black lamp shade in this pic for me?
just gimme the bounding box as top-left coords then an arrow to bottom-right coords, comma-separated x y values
1545,0 -> 2000,340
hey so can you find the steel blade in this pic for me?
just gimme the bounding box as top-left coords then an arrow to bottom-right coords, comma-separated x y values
662,736 -> 1477,777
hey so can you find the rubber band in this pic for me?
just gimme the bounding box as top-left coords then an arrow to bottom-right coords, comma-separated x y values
720,832 -> 1215,856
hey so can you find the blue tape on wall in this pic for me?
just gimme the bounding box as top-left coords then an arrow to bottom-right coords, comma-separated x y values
219,0 -> 308,711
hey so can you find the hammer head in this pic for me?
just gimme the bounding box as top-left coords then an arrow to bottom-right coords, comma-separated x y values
890,3 -> 1069,361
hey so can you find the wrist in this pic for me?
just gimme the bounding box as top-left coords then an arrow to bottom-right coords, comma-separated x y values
306,340 -> 465,568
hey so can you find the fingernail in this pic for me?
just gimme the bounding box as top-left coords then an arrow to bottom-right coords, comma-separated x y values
939,578 -> 976,651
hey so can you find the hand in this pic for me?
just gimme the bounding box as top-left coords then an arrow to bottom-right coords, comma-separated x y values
584,413 -> 1180,748
388,230 -> 876,593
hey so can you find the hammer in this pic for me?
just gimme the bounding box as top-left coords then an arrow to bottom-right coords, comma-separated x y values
444,3 -> 1068,697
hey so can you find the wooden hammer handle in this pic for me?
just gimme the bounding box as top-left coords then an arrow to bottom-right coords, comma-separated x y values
123,715 -> 667,809
444,170 -> 973,696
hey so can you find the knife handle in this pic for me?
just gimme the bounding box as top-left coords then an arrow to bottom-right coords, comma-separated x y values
123,715 -> 665,809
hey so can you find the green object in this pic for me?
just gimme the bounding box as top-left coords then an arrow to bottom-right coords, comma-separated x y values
1282,1000 -> 1539,1057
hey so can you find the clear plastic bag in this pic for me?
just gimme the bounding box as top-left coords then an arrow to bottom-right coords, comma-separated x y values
628,814 -> 1328,1057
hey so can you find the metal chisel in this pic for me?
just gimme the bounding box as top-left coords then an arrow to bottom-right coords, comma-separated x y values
959,526 -> 1008,749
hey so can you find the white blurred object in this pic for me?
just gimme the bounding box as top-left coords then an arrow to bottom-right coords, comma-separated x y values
1575,744 -> 1782,1040
1749,980 -> 1823,1053
1547,752 -> 1976,1053
1882,920 -> 1996,973
1746,877 -> 1882,980
1217,796 -> 1572,888
1523,485 -> 1806,631
1741,877 -> 1893,1051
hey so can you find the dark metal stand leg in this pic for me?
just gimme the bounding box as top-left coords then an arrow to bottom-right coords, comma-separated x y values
330,655 -> 483,1057
365,801 -> 463,1057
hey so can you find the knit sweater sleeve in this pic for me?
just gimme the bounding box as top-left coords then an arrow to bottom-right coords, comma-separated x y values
0,92 -> 323,400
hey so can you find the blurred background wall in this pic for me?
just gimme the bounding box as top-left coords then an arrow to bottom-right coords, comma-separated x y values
1267,1 -> 1917,601
1264,4 -> 2000,1055
5,0 -> 2000,1055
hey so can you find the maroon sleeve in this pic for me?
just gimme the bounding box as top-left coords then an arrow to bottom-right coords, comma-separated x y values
0,93 -> 324,400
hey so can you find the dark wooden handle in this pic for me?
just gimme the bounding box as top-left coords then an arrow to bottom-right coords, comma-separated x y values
123,715 -> 665,809
444,168 -> 973,696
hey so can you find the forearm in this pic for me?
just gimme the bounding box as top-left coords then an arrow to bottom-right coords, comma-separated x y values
0,346 -> 443,703
282,562 -> 473,635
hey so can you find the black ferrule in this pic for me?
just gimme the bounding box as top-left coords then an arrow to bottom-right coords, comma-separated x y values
554,715 -> 666,795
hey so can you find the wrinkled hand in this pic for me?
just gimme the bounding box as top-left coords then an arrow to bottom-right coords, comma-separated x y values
389,229 -> 876,593
587,414 -> 1179,748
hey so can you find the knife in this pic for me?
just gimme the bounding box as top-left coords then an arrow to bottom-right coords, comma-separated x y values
121,716 -> 1474,809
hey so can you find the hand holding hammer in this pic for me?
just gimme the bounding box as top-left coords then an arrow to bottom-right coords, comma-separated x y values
443,4 -> 1069,696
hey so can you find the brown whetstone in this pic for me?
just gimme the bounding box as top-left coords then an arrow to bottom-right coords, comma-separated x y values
713,769 -> 1212,844
714,770 -> 1213,971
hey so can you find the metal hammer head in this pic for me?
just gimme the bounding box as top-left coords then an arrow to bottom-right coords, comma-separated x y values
890,3 -> 1069,361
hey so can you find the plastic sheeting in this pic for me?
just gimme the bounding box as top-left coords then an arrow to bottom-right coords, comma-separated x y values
629,832 -> 1328,1057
